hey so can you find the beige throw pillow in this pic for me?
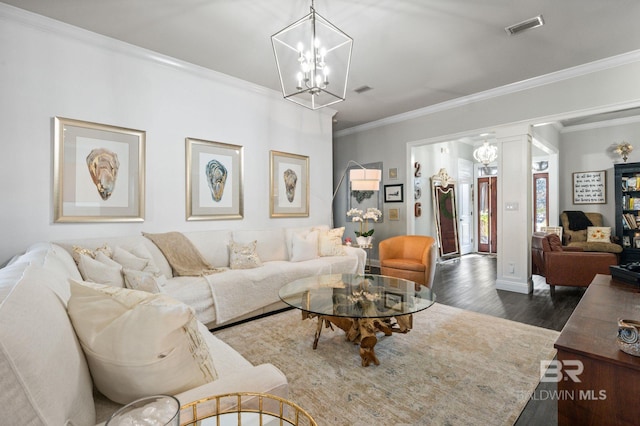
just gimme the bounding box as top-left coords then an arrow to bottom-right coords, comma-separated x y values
317,227 -> 346,256
77,253 -> 124,288
67,280 -> 217,404
586,226 -> 611,242
112,245 -> 163,277
229,240 -> 263,269
71,243 -> 113,264
122,268 -> 166,294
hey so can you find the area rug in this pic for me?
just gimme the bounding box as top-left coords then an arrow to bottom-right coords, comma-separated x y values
213,303 -> 559,426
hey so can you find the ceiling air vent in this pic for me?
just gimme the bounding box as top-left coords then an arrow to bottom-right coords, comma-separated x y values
505,15 -> 544,36
354,85 -> 373,94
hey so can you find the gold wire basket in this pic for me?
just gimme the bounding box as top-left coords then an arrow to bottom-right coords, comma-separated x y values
180,392 -> 317,426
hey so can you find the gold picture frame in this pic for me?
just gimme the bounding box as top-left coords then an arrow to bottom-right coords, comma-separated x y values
53,117 -> 145,222
186,138 -> 244,220
270,150 -> 309,217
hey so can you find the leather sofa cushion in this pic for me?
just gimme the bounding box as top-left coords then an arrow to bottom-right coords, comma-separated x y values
380,258 -> 426,272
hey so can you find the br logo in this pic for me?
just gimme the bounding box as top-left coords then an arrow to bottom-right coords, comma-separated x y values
540,360 -> 583,383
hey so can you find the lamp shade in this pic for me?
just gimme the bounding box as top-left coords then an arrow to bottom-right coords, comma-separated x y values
349,168 -> 381,191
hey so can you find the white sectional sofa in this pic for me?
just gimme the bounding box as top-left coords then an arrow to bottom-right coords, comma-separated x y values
55,226 -> 365,328
0,225 -> 364,424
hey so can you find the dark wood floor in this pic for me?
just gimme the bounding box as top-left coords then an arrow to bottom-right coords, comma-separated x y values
389,253 -> 585,426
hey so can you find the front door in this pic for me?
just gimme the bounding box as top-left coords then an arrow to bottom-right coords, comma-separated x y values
477,176 -> 497,253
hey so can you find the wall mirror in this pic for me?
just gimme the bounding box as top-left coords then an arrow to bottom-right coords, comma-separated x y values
431,168 -> 460,259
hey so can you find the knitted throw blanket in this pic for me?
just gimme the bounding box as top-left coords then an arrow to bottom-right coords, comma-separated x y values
143,231 -> 221,277
564,211 -> 593,231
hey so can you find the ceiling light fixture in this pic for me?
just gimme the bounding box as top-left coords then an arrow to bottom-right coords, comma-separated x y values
271,0 -> 353,110
505,15 -> 544,36
473,141 -> 498,167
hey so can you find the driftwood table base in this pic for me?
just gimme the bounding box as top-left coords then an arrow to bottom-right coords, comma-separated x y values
303,312 -> 413,367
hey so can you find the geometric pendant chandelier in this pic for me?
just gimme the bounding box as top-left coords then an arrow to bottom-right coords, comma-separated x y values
271,0 -> 353,110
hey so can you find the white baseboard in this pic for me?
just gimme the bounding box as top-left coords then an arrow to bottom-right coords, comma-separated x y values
495,278 -> 533,294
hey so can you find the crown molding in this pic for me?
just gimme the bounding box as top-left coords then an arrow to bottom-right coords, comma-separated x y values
335,49 -> 640,138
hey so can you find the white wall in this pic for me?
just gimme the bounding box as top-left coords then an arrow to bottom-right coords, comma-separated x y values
0,5 -> 335,265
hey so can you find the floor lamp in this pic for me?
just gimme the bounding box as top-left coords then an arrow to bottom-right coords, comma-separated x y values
331,160 -> 381,228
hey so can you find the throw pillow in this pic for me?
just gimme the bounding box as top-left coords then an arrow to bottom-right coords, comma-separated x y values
122,268 -> 166,294
229,240 -> 263,269
587,226 -> 611,243
290,230 -> 319,262
71,243 -> 113,264
112,245 -> 163,276
77,253 -> 125,288
317,227 -> 346,257
67,280 -> 217,404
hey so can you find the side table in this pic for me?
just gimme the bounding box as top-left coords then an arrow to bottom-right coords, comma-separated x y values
179,392 -> 316,426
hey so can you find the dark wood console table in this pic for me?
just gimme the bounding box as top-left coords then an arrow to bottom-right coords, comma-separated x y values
554,274 -> 640,425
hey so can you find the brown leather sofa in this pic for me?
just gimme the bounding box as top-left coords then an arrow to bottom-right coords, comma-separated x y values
378,235 -> 436,287
532,231 -> 618,289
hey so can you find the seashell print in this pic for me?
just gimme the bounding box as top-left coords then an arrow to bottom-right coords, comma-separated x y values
206,159 -> 227,202
86,148 -> 119,200
617,319 -> 640,357
283,168 -> 297,202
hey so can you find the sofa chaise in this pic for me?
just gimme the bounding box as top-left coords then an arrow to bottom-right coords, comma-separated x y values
0,225 -> 364,424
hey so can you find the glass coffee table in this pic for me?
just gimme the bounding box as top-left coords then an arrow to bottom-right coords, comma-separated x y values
279,274 -> 436,367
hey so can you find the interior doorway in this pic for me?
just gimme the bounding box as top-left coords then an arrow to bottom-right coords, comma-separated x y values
477,175 -> 497,253
458,158 -> 474,254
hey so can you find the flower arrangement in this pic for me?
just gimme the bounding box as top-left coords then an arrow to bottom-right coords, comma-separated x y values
344,237 -> 352,246
347,207 -> 382,237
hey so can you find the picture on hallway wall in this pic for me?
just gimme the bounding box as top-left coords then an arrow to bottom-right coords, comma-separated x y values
384,184 -> 404,203
53,117 -> 145,222
269,150 -> 309,217
186,137 -> 244,220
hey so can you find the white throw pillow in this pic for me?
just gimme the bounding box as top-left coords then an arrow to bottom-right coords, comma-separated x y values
317,227 -> 346,257
122,268 -> 166,294
77,253 -> 125,288
229,240 -> 263,269
290,230 -> 319,262
67,280 -> 217,404
112,245 -> 162,276
586,226 -> 611,242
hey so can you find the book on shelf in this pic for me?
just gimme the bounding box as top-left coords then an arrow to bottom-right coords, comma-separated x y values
624,213 -> 638,229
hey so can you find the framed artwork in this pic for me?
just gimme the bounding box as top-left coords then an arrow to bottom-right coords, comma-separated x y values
388,207 -> 400,221
270,150 -> 309,217
53,117 -> 145,222
384,184 -> 404,203
388,167 -> 398,180
572,170 -> 606,204
186,138 -> 243,220
347,161 -> 383,222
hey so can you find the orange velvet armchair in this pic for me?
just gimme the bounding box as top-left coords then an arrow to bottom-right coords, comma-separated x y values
378,235 -> 437,288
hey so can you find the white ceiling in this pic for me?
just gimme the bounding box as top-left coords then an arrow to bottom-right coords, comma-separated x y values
4,0 -> 640,132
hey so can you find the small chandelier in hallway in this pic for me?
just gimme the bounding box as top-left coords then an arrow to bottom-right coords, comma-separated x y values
473,141 -> 498,167
271,0 -> 353,110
